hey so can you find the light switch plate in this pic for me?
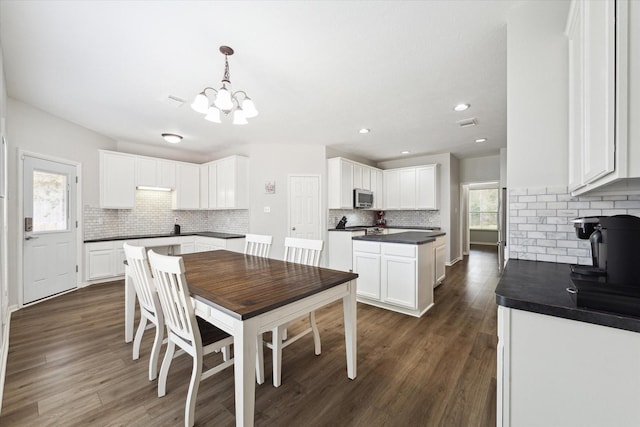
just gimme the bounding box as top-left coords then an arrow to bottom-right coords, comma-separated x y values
263,206 -> 271,213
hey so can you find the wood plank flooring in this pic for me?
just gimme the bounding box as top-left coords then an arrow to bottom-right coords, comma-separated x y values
1,245 -> 499,426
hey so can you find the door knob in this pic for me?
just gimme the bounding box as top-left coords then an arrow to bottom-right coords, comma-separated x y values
25,235 -> 39,240
292,227 -> 296,231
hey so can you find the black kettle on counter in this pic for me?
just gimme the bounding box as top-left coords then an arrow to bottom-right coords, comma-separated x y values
336,216 -> 347,229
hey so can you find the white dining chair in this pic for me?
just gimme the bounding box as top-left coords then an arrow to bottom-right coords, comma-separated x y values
148,250 -> 235,427
265,237 -> 324,387
123,243 -> 164,381
244,233 -> 273,258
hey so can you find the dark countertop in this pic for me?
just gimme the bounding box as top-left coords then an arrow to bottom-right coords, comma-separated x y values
352,231 -> 446,245
328,226 -> 442,232
495,259 -> 640,333
85,231 -> 245,243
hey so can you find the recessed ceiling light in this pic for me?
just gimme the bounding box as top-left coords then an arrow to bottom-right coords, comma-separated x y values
401,151 -> 410,155
162,133 -> 183,144
454,103 -> 470,112
475,138 -> 488,143
359,128 -> 370,134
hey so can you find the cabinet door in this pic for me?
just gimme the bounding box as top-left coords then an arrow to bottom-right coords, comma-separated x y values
362,167 -> 371,190
208,163 -> 218,209
199,165 -> 209,209
217,157 -> 234,208
157,160 -> 176,189
341,160 -> 354,208
86,246 -> 114,280
114,246 -> 126,276
353,252 -> 381,299
416,166 -> 438,209
399,169 -> 416,209
353,164 -> 363,189
381,255 -> 416,309
567,1 -> 585,192
135,157 -> 157,187
582,0 -> 615,184
383,170 -> 400,209
100,151 -> 135,209
173,164 -> 200,209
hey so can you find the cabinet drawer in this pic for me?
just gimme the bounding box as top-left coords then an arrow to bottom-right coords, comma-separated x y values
87,241 -> 115,251
382,243 -> 416,258
353,241 -> 380,254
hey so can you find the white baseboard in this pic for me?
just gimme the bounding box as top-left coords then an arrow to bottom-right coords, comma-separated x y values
0,310 -> 11,415
446,257 -> 462,266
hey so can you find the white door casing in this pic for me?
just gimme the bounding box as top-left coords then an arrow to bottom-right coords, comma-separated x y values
22,154 -> 78,304
288,175 -> 321,240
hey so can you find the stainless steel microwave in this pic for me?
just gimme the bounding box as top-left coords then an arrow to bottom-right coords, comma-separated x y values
353,188 -> 373,208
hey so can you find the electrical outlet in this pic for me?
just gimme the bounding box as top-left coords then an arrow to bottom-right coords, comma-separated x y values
263,206 -> 271,213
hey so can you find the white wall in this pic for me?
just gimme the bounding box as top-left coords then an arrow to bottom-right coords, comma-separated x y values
6,98 -> 117,307
459,154 -> 500,184
507,1 -> 570,189
116,140 -> 212,164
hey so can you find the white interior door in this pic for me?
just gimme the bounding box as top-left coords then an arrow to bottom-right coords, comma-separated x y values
289,175 -> 320,239
23,155 -> 78,304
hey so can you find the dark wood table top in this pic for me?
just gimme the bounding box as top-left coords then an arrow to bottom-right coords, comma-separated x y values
182,250 -> 358,320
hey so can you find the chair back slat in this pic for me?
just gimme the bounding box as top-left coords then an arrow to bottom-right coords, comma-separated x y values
123,243 -> 158,316
147,250 -> 199,346
283,237 -> 323,267
244,234 -> 273,258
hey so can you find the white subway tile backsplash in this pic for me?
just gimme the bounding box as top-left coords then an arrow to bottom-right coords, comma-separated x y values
509,187 -> 640,265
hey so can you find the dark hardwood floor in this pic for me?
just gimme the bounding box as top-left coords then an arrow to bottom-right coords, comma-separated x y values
1,245 -> 499,426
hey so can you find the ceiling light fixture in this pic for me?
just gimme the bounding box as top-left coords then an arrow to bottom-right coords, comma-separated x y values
191,46 -> 258,125
475,138 -> 488,143
401,151 -> 410,155
161,133 -> 183,144
359,128 -> 370,134
454,103 -> 470,112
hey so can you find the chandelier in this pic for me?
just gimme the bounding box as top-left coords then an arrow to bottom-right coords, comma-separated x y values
191,46 -> 258,125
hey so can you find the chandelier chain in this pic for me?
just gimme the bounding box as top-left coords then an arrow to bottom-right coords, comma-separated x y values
222,55 -> 231,83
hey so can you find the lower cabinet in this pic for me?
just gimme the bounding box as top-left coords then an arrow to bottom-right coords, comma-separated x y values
434,236 -> 446,287
497,306 -> 640,426
353,240 -> 434,317
328,230 -> 366,272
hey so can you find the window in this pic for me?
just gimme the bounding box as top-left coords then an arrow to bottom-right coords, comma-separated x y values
32,170 -> 68,232
469,188 -> 498,230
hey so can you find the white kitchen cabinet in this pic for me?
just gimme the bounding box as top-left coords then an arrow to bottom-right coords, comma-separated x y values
85,241 -> 115,280
328,230 -> 366,272
199,165 -> 209,209
206,155 -> 249,209
135,156 -> 176,189
497,306 -> 640,426
384,164 -> 439,210
353,163 -> 363,190
353,240 -> 434,317
328,157 -> 382,210
370,169 -> 383,209
172,163 -> 200,210
216,156 -> 249,209
567,0 -> 640,195
362,167 -> 371,191
99,150 -> 136,209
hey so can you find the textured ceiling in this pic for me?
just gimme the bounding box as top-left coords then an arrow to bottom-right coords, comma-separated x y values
0,0 -> 520,162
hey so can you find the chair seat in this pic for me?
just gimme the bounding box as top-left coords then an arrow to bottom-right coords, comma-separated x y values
196,317 -> 231,346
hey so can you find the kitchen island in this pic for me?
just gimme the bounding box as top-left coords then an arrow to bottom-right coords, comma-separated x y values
352,231 -> 445,317
495,260 -> 640,427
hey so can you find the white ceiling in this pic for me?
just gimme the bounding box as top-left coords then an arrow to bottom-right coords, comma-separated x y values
0,0 -> 520,162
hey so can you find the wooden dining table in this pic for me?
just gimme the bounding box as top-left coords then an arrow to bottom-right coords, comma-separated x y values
124,249 -> 358,427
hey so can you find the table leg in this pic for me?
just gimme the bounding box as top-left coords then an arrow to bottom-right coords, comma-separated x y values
124,266 -> 137,343
234,319 -> 258,427
343,280 -> 357,379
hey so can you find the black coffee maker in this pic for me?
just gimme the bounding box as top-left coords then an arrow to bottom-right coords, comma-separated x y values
570,216 -> 606,276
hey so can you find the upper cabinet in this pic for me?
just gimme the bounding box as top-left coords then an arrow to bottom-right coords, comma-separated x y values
99,150 -> 135,209
567,0 -> 640,195
205,155 -> 249,210
384,164 -> 439,210
135,157 -> 176,189
328,157 -> 382,209
172,163 -> 200,210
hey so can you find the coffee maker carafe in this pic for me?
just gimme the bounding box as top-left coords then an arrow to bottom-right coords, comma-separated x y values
570,216 -> 606,276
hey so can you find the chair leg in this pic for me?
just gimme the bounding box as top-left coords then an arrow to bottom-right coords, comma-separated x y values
149,319 -> 164,381
272,326 -> 284,387
256,334 -> 264,385
133,316 -> 147,360
310,311 -> 321,355
158,339 -> 176,398
185,352 -> 203,427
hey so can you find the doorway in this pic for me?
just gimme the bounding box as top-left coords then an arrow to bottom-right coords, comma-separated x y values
22,153 -> 79,304
288,175 -> 321,240
461,181 -> 501,268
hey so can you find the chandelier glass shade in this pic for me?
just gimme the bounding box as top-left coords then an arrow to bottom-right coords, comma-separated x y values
191,46 -> 258,125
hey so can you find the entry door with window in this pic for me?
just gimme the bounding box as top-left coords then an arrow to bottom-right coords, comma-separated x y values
289,175 -> 321,239
23,156 -> 77,304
